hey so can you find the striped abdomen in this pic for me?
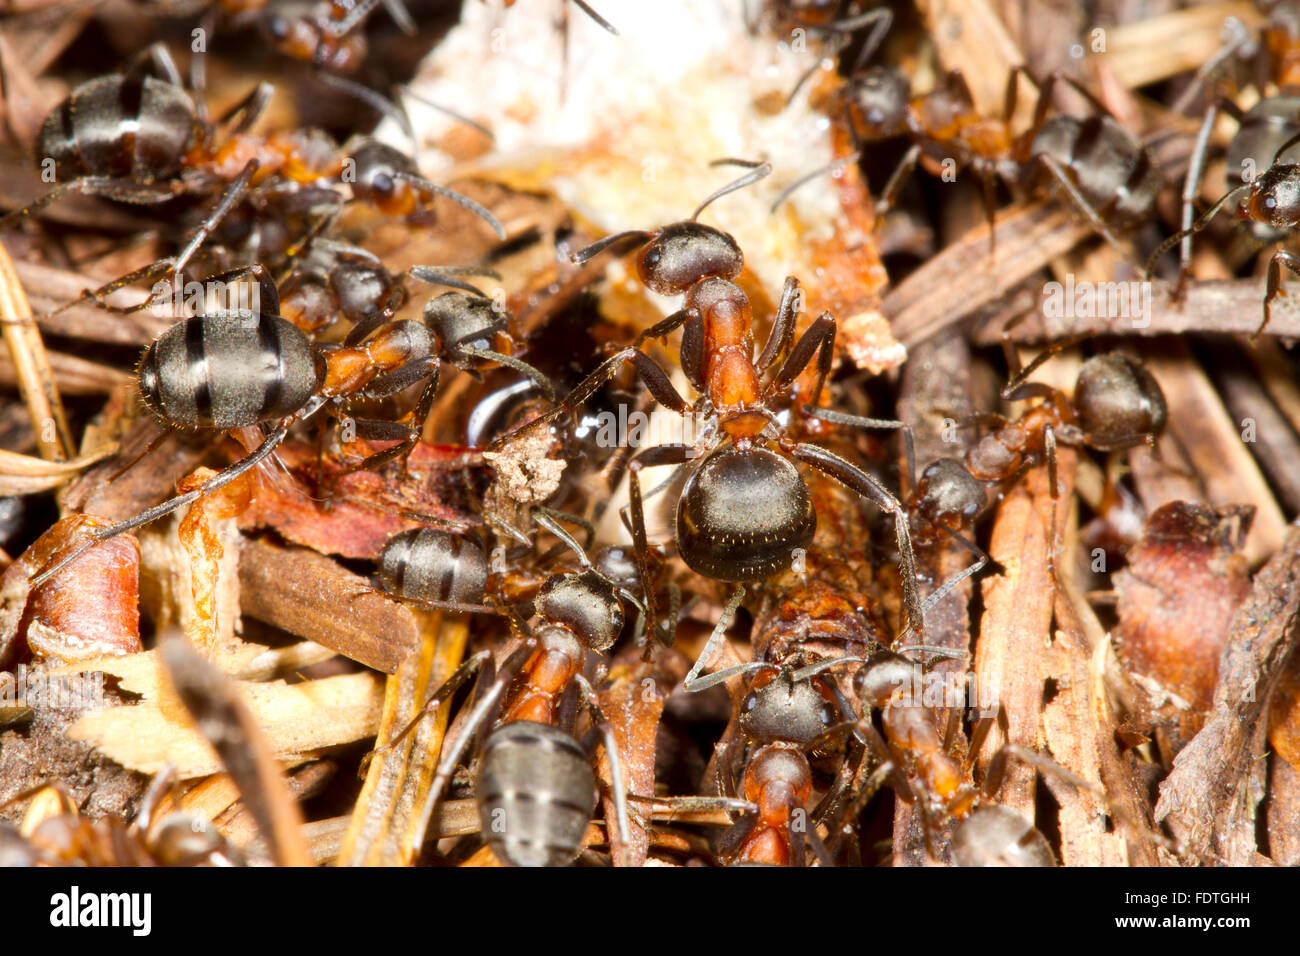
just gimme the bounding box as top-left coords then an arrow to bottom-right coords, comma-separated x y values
38,75 -> 200,183
378,529 -> 487,605
476,721 -> 595,867
137,312 -> 319,430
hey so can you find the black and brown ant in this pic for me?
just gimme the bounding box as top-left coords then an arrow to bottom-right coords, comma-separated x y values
368,516 -> 642,866
0,50 -> 503,320
520,161 -> 929,641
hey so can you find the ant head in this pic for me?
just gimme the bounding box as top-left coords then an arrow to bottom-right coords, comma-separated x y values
915,458 -> 986,529
422,292 -> 506,363
952,805 -> 1055,867
1246,162 -> 1300,229
151,815 -> 231,866
848,66 -> 911,138
592,545 -> 640,592
535,569 -> 624,652
636,222 -> 744,296
330,262 -> 398,324
347,139 -> 418,214
676,446 -> 816,581
1073,353 -> 1167,451
379,528 -> 488,606
852,651 -> 915,708
738,668 -> 839,747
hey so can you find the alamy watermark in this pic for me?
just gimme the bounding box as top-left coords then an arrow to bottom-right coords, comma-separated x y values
0,666 -> 105,711
148,274 -> 261,321
1042,274 -> 1152,329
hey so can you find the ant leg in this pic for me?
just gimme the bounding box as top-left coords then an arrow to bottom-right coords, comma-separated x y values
798,405 -> 913,496
133,765 -> 180,835
682,587 -> 761,692
572,673 -> 631,866
873,143 -> 922,221
212,83 -> 274,140
29,414 -> 302,590
633,307 -> 694,349
626,443 -> 697,643
793,443 -> 924,639
1034,152 -> 1136,264
320,0 -> 382,36
170,159 -> 259,280
572,0 -> 618,34
840,6 -> 894,75
410,641 -> 534,852
126,42 -> 185,86
756,277 -> 800,372
328,359 -> 440,487
767,311 -> 836,407
372,650 -> 493,761
1258,249 -> 1300,338
526,347 -> 690,439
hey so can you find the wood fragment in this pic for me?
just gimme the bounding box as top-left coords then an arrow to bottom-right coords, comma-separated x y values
1155,527 -> 1300,864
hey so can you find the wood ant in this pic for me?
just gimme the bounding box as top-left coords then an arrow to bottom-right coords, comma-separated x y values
259,0 -> 418,74
525,160 -> 928,640
1145,1 -> 1300,331
23,259 -> 510,590
4,769 -> 243,867
369,516 -> 641,866
783,59 -> 1164,260
0,49 -> 503,319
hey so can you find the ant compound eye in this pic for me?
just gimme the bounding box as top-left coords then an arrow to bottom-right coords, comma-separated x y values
742,692 -> 759,712
264,15 -> 289,40
372,171 -> 395,196
1265,194 -> 1278,210
819,702 -> 837,726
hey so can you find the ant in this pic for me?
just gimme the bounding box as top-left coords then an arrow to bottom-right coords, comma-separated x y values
369,516 -> 641,866
259,0 -> 418,74
521,160 -> 929,642
4,769 -> 243,866
788,647 -> 1080,865
784,59 -> 1164,261
1144,2 -> 1300,330
23,259 -> 510,590
0,49 -> 504,320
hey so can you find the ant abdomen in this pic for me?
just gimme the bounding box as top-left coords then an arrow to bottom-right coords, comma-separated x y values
40,75 -> 198,183
476,721 -> 596,868
636,222 -> 743,295
676,447 -> 816,581
951,805 -> 1056,867
377,528 -> 488,606
1073,353 -> 1167,450
136,312 -> 320,430
1029,115 -> 1161,229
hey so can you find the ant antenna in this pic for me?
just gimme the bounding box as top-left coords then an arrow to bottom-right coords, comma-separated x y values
316,73 -> 417,149
770,152 -> 861,213
1144,182 -> 1249,278
399,87 -> 496,142
691,159 -> 773,220
408,265 -> 503,296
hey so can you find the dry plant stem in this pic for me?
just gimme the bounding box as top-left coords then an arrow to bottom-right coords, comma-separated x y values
914,0 -> 1034,122
0,345 -> 130,395
984,280 -> 1300,343
892,329 -> 975,865
883,204 -> 1091,350
0,443 -> 117,496
1101,2 -> 1261,91
598,649 -> 685,867
1051,558 -> 1165,865
0,242 -> 72,459
1212,349 -> 1300,515
159,634 -> 311,867
337,610 -> 468,866
1155,527 -> 1300,864
1142,344 -> 1285,566
975,450 -> 1077,821
1266,756 -> 1300,865
239,539 -> 418,674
